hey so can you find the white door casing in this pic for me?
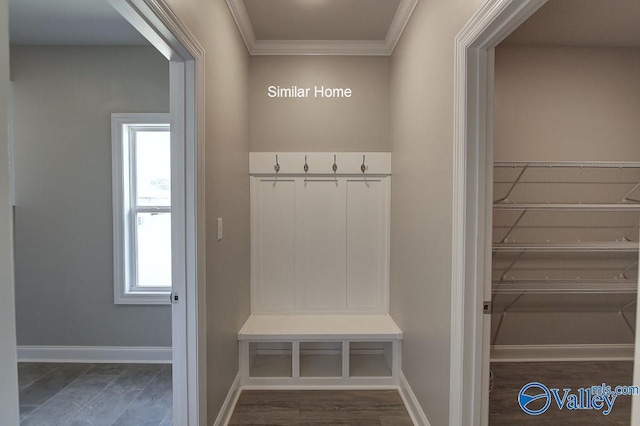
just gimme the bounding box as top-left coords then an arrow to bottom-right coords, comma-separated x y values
450,1 -> 548,425
107,1 -> 205,424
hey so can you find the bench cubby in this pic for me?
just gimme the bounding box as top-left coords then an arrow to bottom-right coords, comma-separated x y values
349,341 -> 393,378
239,314 -> 402,387
248,342 -> 292,378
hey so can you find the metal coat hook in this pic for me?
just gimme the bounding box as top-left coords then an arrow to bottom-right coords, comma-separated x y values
274,155 -> 280,173
361,155 -> 367,173
332,155 -> 338,173
304,155 -> 309,173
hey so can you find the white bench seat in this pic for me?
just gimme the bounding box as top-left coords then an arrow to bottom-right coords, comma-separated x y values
238,314 -> 403,341
238,314 -> 403,388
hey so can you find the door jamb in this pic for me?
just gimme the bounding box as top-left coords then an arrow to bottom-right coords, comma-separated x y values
107,1 -> 206,424
450,1 -> 547,425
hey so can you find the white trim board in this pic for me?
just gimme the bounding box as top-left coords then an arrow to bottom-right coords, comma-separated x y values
398,371 -> 431,426
491,344 -> 635,363
213,373 -> 241,426
17,346 -> 172,364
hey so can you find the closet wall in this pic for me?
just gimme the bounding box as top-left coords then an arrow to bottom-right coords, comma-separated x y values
249,56 -> 390,152
495,46 -> 640,160
492,45 -> 640,345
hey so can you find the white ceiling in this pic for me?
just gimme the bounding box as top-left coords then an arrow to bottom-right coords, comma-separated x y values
503,0 -> 640,47
227,0 -> 418,55
9,0 -> 148,45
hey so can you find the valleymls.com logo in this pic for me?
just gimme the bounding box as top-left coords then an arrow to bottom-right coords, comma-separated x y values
518,382 -> 551,415
518,382 -> 640,416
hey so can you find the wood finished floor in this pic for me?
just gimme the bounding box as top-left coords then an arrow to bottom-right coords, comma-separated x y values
18,362 -> 172,425
229,390 -> 413,425
490,361 -> 633,425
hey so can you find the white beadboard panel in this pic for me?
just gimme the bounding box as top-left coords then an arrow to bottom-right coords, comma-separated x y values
249,152 -> 391,176
250,154 -> 391,314
254,178 -> 297,311
299,179 -> 347,310
346,179 -> 387,309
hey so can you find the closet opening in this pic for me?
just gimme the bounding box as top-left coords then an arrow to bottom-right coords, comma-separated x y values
452,0 -> 640,424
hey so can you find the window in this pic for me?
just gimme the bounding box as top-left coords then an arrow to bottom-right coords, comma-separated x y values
112,113 -> 171,304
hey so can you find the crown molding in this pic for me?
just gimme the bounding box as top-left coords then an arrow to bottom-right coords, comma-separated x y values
226,0 -> 419,56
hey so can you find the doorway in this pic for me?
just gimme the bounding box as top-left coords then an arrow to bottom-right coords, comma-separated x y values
109,2 -> 205,422
7,0 -> 203,424
452,0 -> 640,425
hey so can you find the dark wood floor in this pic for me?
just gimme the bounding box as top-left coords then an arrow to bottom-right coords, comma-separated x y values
229,390 -> 413,425
490,361 -> 633,425
18,362 -> 172,425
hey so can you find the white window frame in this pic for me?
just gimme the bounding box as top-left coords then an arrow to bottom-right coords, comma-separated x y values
112,112 -> 172,304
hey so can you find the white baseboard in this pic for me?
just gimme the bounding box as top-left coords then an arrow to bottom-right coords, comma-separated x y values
17,345 -> 172,364
213,372 -> 241,426
398,371 -> 431,426
491,344 -> 634,362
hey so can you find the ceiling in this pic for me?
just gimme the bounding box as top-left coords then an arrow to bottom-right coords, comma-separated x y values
227,0 -> 418,55
503,0 -> 640,47
9,0 -> 147,45
11,0 -> 640,50
244,0 -> 400,41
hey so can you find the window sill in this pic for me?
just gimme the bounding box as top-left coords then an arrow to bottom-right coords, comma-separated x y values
114,291 -> 171,305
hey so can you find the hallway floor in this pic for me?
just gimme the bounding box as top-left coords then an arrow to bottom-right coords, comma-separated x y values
490,361 -> 632,425
18,362 -> 172,425
229,389 -> 413,425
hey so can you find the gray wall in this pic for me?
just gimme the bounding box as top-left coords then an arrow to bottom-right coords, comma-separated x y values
493,45 -> 640,345
0,0 -> 20,422
12,46 -> 171,347
162,0 -> 251,423
388,0 -> 484,425
495,46 -> 640,161
249,56 -> 390,152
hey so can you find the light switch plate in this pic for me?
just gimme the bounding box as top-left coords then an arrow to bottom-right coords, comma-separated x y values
217,218 -> 223,241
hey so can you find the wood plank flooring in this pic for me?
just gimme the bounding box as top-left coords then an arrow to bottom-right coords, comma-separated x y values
18,362 -> 172,425
20,361 -> 631,424
490,361 -> 633,425
229,390 -> 413,425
